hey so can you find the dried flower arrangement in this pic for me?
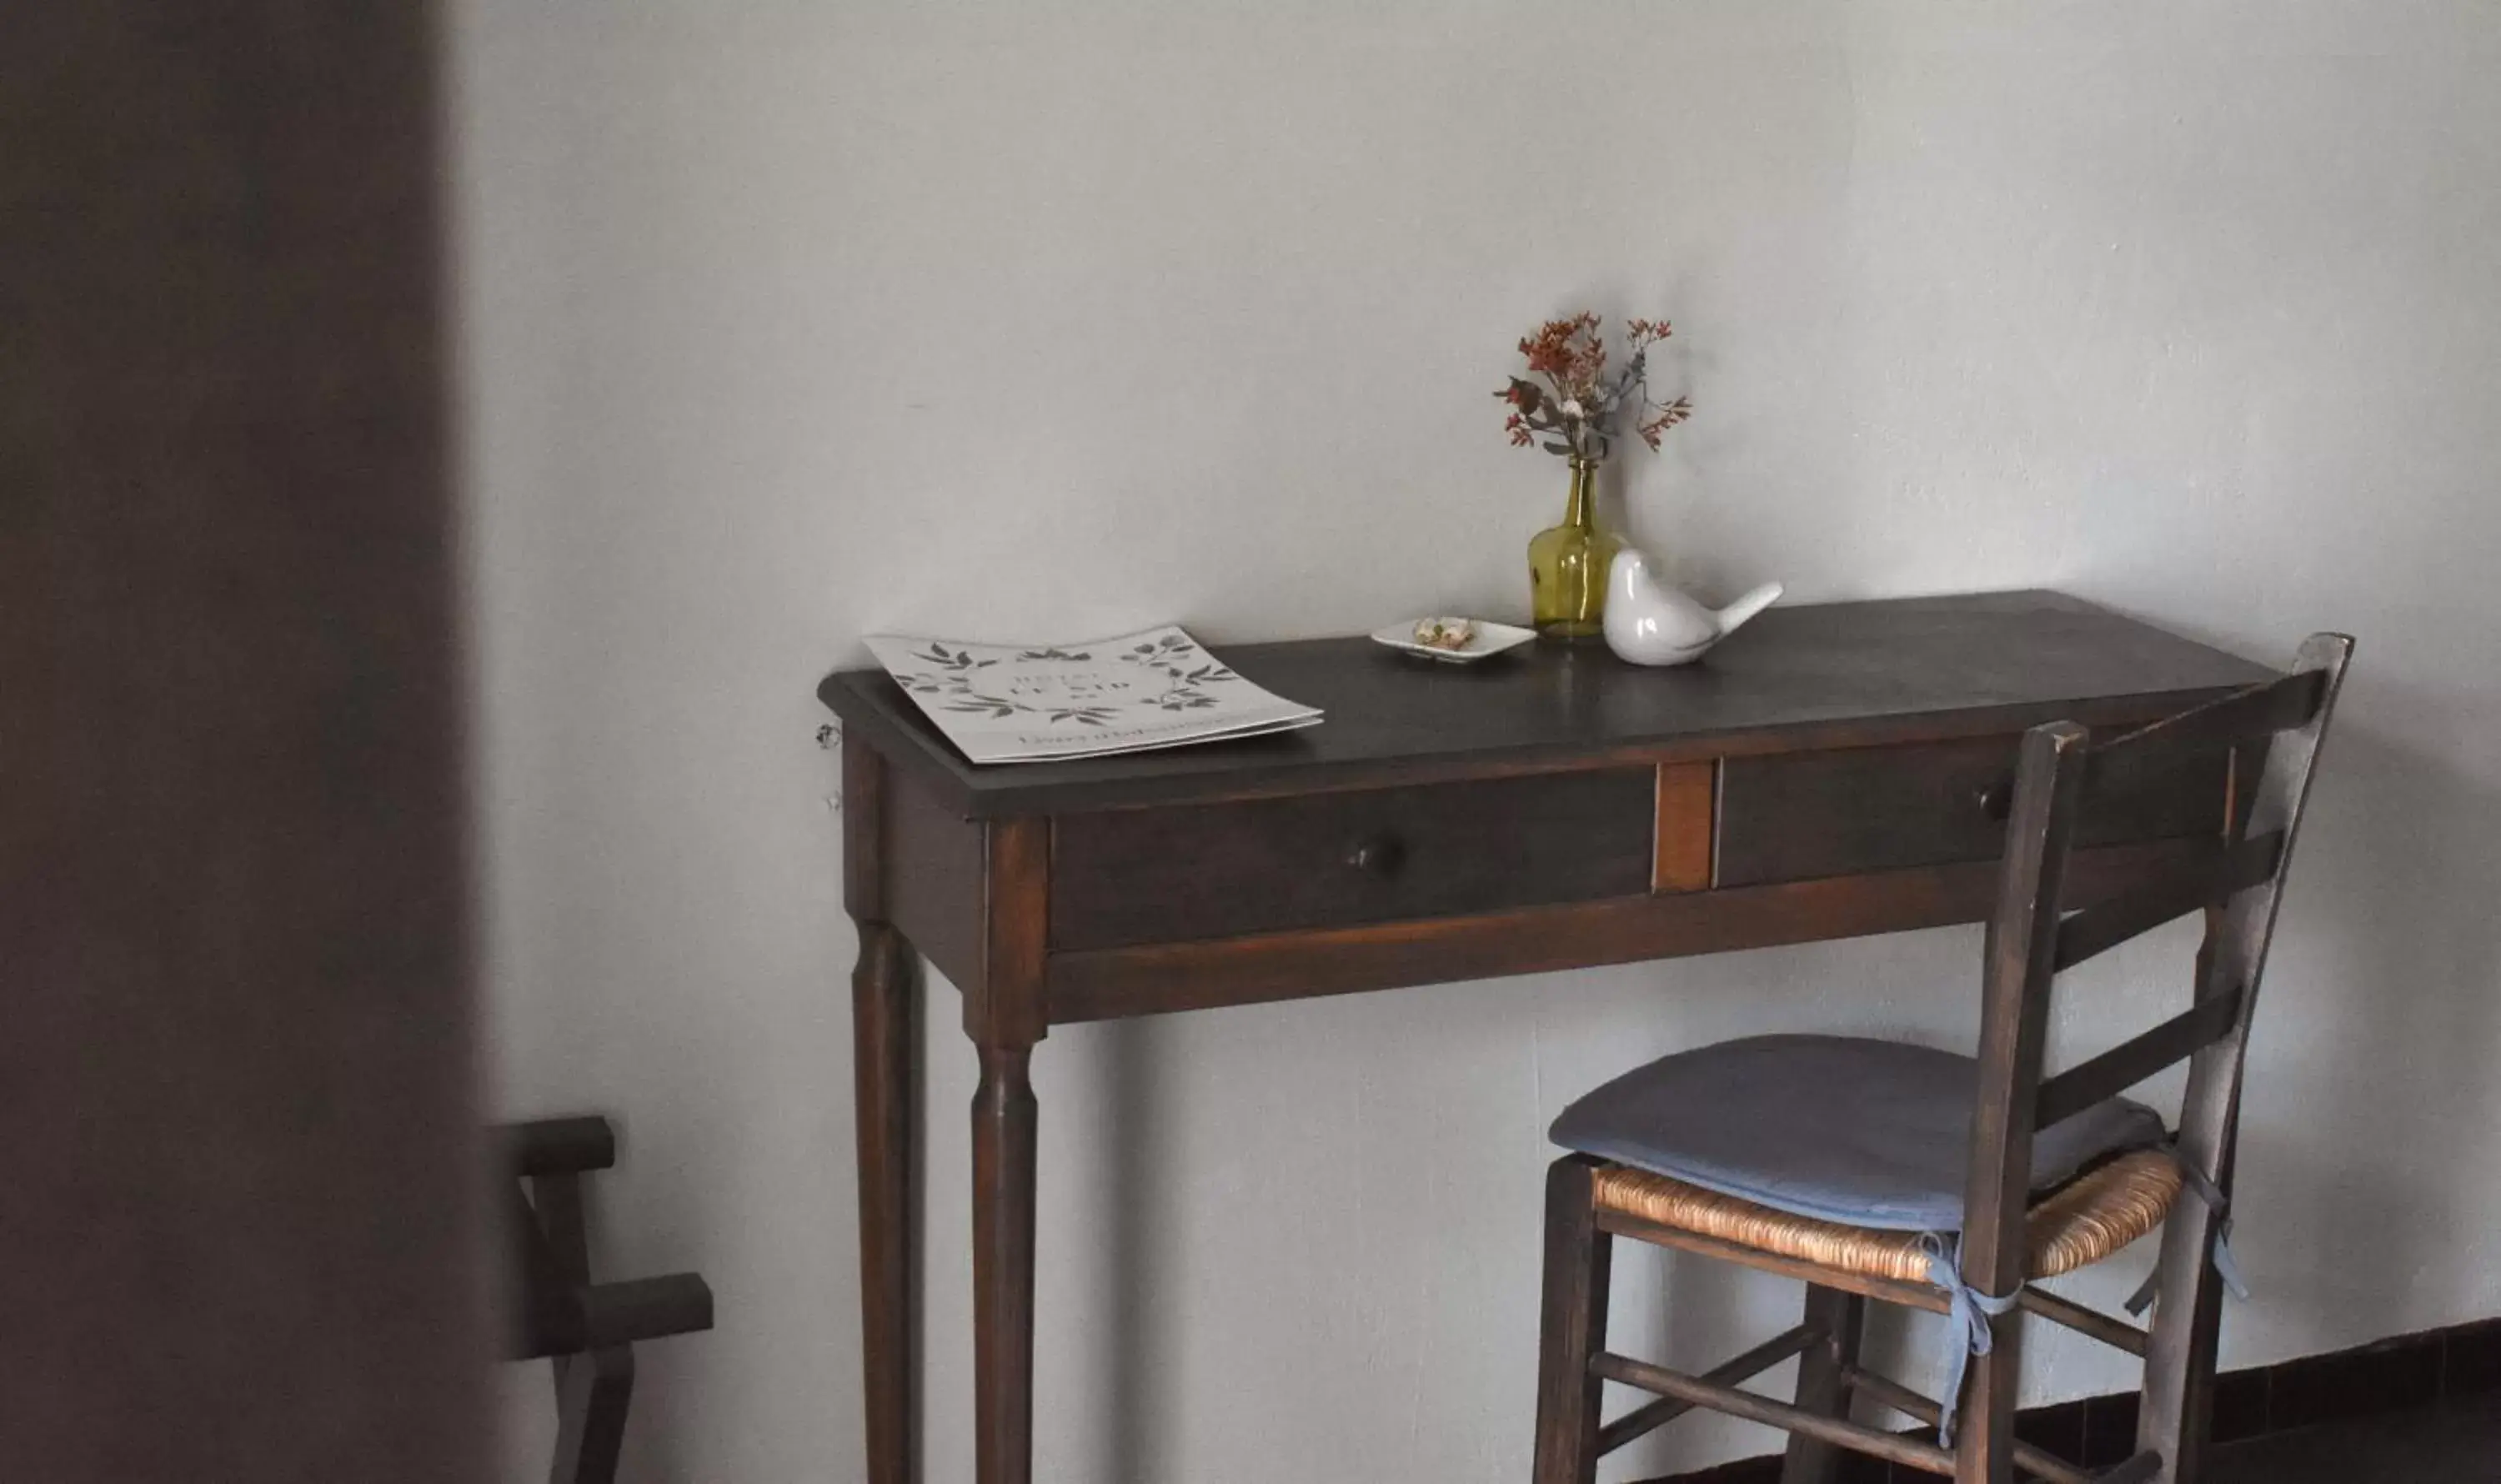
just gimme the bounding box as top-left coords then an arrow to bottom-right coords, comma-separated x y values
1496,313 -> 1692,462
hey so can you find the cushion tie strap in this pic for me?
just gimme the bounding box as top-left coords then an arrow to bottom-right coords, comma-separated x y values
1920,1236 -> 2022,1447
2124,1151 -> 2248,1317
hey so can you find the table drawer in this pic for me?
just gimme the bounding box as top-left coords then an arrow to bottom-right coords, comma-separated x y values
1050,769 -> 1657,950
1716,733 -> 2228,888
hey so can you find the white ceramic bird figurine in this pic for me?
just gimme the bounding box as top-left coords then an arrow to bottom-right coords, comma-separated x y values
1602,549 -> 1783,666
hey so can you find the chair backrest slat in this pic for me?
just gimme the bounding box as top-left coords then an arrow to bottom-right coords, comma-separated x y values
2033,991 -> 2244,1132
2083,668 -> 2324,813
2052,830 -> 2285,972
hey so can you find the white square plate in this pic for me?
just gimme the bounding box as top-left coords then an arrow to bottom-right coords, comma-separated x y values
1368,618 -> 1539,664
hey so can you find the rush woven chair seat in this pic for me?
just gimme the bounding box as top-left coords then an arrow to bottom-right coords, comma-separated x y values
1588,1146 -> 2184,1288
1531,634 -> 2353,1484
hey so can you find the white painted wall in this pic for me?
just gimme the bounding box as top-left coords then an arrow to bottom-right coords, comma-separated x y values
451,3 -> 2501,1478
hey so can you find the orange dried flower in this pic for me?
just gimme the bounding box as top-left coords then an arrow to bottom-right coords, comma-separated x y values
1496,310 -> 1692,463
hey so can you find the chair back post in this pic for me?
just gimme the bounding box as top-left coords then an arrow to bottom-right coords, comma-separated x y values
1952,720 -> 2090,1481
1959,720 -> 2093,1301
2138,634 -> 2354,1471
2172,633 -> 2354,1187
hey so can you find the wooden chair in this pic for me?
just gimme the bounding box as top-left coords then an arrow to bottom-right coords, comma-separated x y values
503,1116 -> 716,1484
1531,634 -> 2353,1484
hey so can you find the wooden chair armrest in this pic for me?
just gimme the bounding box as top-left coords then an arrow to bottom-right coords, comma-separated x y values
514,1273 -> 715,1360
498,1116 -> 617,1178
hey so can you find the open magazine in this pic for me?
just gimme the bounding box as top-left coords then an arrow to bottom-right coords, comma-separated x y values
863,625 -> 1322,765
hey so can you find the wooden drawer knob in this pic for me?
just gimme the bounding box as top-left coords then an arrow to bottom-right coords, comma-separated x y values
1346,835 -> 1406,877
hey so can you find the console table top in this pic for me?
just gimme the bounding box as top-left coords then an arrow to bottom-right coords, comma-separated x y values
819,589 -> 2269,817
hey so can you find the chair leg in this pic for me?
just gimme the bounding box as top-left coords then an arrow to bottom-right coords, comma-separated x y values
1780,1284 -> 1867,1484
2137,1215 -> 2226,1484
1952,1306 -> 2022,1484
1531,1157 -> 1613,1484
549,1345 -> 636,1484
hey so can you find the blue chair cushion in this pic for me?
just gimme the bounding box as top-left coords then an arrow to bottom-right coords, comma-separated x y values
1549,1034 -> 2168,1232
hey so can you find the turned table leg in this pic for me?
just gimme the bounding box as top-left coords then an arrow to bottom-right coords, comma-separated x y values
969,815 -> 1050,1484
853,922 -> 919,1484
971,1042 -> 1040,1484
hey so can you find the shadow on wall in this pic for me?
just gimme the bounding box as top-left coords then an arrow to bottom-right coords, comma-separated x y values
2238,714 -> 2501,1352
1096,1015 -> 1173,1484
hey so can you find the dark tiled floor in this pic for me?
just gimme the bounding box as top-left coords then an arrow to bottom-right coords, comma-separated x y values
2207,1396 -> 2501,1482
1653,1315 -> 2501,1483
1653,1397 -> 2501,1483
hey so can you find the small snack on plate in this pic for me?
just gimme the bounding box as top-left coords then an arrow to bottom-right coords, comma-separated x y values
1411,617 -> 1476,652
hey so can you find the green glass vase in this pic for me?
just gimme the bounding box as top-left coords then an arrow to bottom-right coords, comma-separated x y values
1528,455 -> 1621,644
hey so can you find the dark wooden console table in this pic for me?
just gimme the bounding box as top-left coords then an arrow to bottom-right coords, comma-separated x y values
818,589 -> 2270,1484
